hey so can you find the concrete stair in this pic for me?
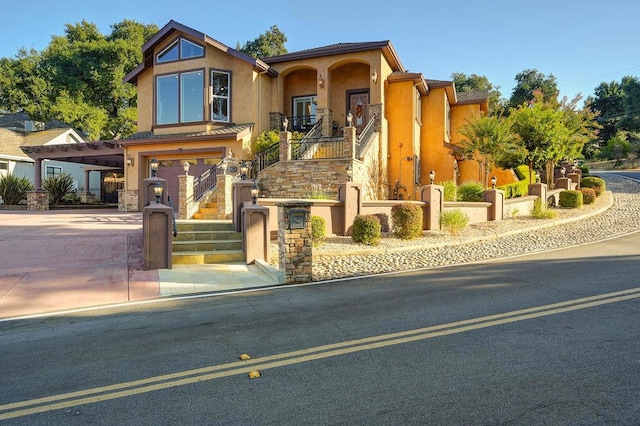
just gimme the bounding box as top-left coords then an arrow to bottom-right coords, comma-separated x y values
192,202 -> 218,220
172,220 -> 244,265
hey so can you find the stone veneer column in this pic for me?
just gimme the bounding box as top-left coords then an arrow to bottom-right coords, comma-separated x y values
279,130 -> 292,161
278,201 -> 312,284
216,173 -> 234,220
27,190 -> 49,211
178,174 -> 194,219
343,126 -> 357,159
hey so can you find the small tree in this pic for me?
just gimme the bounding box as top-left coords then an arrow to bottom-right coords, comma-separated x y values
0,174 -> 33,204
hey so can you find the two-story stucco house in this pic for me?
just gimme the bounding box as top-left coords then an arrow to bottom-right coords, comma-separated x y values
118,20 -> 515,212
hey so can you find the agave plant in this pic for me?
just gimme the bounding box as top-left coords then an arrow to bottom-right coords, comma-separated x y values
0,173 -> 33,205
42,172 -> 75,204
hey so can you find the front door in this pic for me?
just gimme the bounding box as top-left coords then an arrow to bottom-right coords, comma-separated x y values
348,91 -> 370,133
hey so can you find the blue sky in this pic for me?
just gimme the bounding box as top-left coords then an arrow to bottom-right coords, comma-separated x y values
2,0 -> 639,103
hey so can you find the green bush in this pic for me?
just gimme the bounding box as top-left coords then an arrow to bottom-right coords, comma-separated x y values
42,172 -> 75,205
456,181 -> 484,202
352,214 -> 381,245
254,129 -> 279,154
439,209 -> 469,236
0,174 -> 33,205
498,181 -> 528,199
373,213 -> 390,233
391,203 -> 423,240
580,188 -> 596,205
580,165 -> 589,176
311,215 -> 326,246
440,180 -> 457,201
530,198 -> 557,219
580,176 -> 605,196
514,164 -> 531,182
559,190 -> 583,208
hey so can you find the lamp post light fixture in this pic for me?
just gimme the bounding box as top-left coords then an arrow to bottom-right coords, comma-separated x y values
560,167 -> 566,177
150,157 -> 159,177
283,116 -> 289,131
240,162 -> 249,180
153,181 -> 163,204
429,170 -> 436,185
251,181 -> 259,205
183,160 -> 190,176
535,171 -> 541,183
347,111 -> 353,127
346,164 -> 353,182
491,176 -> 497,189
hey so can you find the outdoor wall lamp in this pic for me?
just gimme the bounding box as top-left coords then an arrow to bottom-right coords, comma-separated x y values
240,162 -> 249,180
491,176 -> 497,189
126,154 -> 134,167
153,181 -> 163,204
371,69 -> 378,84
347,111 -> 353,127
318,75 -> 325,88
183,160 -> 190,176
535,171 -> 541,183
560,167 -> 566,177
282,116 -> 289,131
150,157 -> 159,177
429,170 -> 436,184
251,181 -> 259,204
346,164 -> 353,182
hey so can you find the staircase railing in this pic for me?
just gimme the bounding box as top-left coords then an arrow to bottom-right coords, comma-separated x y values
167,195 -> 178,237
356,114 -> 377,158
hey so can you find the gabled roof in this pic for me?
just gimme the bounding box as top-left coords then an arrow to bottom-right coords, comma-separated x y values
124,20 -> 276,85
0,128 -> 30,161
264,40 -> 406,72
456,90 -> 490,104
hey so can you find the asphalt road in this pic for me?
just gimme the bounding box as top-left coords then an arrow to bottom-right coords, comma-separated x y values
0,225 -> 639,424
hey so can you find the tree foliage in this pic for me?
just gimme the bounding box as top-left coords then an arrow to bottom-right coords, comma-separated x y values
239,25 -> 287,58
451,72 -> 503,114
509,69 -> 559,108
0,19 -> 158,140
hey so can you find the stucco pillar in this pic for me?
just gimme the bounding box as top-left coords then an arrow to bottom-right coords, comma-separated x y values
528,182 -> 548,204
143,202 -> 173,270
34,159 -> 42,190
419,184 -> 444,230
555,177 -> 571,190
233,180 -> 254,232
242,203 -> 270,265
338,182 -> 362,235
567,172 -> 580,189
483,189 -> 505,221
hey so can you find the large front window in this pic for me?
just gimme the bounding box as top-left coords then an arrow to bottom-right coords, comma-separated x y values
156,70 -> 204,125
292,96 -> 317,131
211,70 -> 230,122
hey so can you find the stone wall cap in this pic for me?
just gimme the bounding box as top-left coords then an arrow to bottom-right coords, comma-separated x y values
276,200 -> 312,207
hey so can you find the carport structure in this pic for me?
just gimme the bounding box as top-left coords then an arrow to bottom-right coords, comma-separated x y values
21,141 -> 124,200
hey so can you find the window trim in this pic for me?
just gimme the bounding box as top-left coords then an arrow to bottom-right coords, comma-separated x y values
156,37 -> 205,64
210,69 -> 232,123
155,68 -> 205,126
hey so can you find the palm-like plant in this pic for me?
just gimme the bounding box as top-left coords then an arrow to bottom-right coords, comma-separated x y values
42,172 -> 75,204
0,174 -> 34,205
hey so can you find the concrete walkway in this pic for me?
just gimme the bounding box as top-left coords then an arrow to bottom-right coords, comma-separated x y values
0,210 -> 279,320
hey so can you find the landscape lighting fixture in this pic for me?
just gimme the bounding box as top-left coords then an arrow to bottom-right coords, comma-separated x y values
429,170 -> 435,185
150,158 -> 159,177
347,111 -> 353,127
491,176 -> 497,189
153,181 -> 163,204
240,162 -> 249,180
251,181 -> 259,205
183,160 -> 190,176
283,116 -> 289,131
560,167 -> 566,177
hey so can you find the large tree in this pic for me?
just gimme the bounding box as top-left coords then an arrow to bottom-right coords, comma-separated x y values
509,69 -> 559,108
239,25 -> 287,58
589,80 -> 625,144
0,19 -> 158,140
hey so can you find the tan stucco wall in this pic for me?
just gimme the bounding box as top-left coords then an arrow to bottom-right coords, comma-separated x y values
421,88 -> 456,185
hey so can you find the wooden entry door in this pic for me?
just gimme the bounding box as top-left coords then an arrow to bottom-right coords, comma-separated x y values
348,91 -> 369,133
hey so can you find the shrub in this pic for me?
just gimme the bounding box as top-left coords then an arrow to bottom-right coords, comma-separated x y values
440,180 -> 457,201
580,188 -> 596,205
0,174 -> 33,205
351,214 -> 381,245
498,181 -> 528,199
440,209 -> 469,236
580,176 -> 605,196
456,181 -> 484,202
42,172 -> 75,205
311,215 -> 326,246
580,165 -> 589,176
559,190 -> 583,208
254,130 -> 279,154
373,213 -> 390,233
531,198 -> 557,219
391,203 -> 423,240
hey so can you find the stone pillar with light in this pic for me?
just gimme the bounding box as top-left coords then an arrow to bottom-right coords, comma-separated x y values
143,182 -> 173,270
419,170 -> 443,230
279,119 -> 292,162
483,176 -> 504,221
277,201 -> 313,284
343,114 -> 357,159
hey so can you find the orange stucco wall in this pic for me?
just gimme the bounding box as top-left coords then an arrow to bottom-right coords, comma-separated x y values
421,88 -> 457,185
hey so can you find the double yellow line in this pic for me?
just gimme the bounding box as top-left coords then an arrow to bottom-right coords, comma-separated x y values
2,286 -> 640,420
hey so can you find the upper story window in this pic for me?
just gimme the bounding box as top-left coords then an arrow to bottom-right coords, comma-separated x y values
157,38 -> 204,64
156,70 -> 204,125
211,70 -> 230,122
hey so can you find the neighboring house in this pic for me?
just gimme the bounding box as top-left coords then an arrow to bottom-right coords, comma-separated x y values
0,113 -> 107,202
114,20 -> 516,211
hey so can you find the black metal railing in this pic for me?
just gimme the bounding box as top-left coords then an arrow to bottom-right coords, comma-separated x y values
292,136 -> 344,160
255,142 -> 280,173
356,114 -> 377,158
193,164 -> 219,201
290,115 -> 316,132
167,195 -> 177,237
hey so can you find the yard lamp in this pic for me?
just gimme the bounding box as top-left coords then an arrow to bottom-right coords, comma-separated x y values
429,170 -> 436,185
283,116 -> 289,131
346,164 -> 353,182
153,181 -> 163,204
251,181 -> 259,205
347,111 -> 353,127
491,176 -> 497,189
183,160 -> 190,176
240,162 -> 249,180
535,171 -> 541,183
560,167 -> 566,177
150,157 -> 159,177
